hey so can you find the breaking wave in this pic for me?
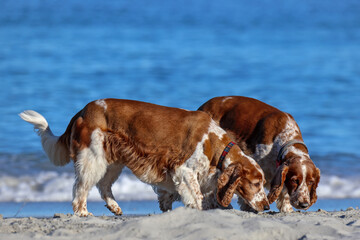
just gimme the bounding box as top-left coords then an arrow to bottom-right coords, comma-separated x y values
0,171 -> 359,202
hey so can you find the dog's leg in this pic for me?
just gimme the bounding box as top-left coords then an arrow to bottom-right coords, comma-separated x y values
172,168 -> 203,210
276,189 -> 294,213
155,188 -> 179,212
96,163 -> 124,216
237,197 -> 256,212
203,191 -> 223,210
72,140 -> 108,217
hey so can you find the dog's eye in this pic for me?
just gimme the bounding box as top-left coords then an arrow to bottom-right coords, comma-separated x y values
308,181 -> 314,186
254,182 -> 260,187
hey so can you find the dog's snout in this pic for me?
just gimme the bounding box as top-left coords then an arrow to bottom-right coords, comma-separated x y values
299,202 -> 309,209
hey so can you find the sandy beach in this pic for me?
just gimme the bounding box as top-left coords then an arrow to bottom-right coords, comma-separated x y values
1,207 -> 359,240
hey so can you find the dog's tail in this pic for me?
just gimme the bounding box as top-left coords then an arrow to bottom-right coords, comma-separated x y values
19,110 -> 71,166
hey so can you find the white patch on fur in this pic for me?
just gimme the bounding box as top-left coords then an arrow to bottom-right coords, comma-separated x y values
223,157 -> 232,169
172,134 -> 212,209
184,133 -> 209,169
208,120 -> 226,139
73,128 -> 109,216
95,99 -> 107,111
292,164 -> 310,206
221,97 -> 233,103
75,129 -> 108,180
301,164 -> 307,186
249,185 -> 267,208
274,115 -> 301,149
280,146 -> 309,163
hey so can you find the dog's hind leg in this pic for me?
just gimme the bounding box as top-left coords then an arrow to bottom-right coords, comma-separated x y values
72,129 -> 108,217
96,163 -> 124,216
155,188 -> 179,212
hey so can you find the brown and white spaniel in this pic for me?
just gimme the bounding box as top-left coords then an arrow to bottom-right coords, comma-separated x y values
20,98 -> 269,216
198,96 -> 320,213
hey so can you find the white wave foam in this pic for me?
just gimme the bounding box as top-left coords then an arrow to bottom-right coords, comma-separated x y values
317,175 -> 360,198
0,172 -> 359,202
0,171 -> 157,202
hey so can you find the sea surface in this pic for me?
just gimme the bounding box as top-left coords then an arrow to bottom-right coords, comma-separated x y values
1,0 -> 360,210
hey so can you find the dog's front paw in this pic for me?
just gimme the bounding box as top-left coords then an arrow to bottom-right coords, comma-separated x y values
277,202 -> 294,213
75,211 -> 93,217
106,204 -> 123,216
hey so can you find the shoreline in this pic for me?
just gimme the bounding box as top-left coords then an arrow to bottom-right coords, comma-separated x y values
1,207 -> 359,240
1,198 -> 359,218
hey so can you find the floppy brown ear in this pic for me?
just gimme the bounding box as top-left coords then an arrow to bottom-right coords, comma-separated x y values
267,163 -> 289,204
217,164 -> 243,207
310,167 -> 320,206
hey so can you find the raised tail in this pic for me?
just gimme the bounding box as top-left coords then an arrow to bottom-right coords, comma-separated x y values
19,110 -> 71,166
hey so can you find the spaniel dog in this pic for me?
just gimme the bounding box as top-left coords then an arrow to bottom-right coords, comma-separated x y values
198,96 -> 320,212
20,98 -> 269,216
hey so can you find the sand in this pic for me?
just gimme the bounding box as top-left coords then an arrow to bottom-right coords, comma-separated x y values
1,207 -> 360,240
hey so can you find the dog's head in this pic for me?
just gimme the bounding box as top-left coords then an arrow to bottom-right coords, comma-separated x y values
268,157 -> 320,210
217,157 -> 270,212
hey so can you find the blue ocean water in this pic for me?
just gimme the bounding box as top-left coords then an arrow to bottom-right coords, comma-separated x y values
0,0 -> 360,206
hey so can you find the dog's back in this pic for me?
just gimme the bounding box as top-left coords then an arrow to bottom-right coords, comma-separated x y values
74,99 -> 213,182
198,96 -> 292,155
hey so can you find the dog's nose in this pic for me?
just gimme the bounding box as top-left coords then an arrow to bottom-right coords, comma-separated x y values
299,202 -> 309,209
264,204 -> 270,211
